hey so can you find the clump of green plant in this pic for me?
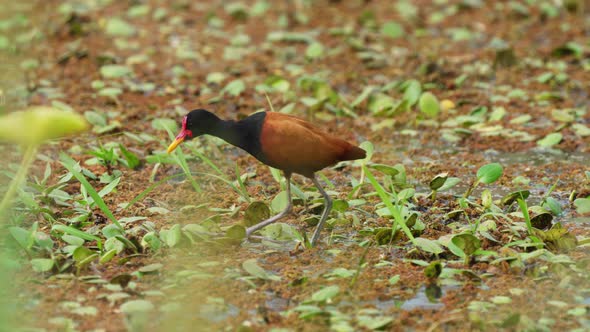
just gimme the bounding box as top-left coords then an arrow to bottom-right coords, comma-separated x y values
463,163 -> 503,198
363,164 -> 416,244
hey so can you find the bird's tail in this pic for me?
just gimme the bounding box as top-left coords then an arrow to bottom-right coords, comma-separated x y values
342,145 -> 366,161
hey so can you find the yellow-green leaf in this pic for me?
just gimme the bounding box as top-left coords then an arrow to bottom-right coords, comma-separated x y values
0,106 -> 88,146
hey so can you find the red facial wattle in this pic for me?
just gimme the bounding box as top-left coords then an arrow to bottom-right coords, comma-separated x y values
167,116 -> 193,153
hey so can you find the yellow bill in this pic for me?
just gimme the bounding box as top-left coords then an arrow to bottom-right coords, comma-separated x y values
167,136 -> 184,153
167,115 -> 192,154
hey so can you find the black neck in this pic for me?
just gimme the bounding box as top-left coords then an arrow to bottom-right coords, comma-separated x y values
210,120 -> 246,150
203,112 -> 266,163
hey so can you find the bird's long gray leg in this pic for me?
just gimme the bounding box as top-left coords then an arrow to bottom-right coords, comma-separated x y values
310,175 -> 333,247
246,173 -> 292,236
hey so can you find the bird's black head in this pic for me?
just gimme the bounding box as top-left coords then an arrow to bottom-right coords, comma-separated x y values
167,109 -> 220,153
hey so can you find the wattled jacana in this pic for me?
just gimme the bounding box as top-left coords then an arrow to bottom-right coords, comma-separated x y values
167,109 -> 366,246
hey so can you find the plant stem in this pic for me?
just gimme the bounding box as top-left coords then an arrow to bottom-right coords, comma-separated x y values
352,165 -> 365,198
463,180 -> 478,198
516,198 -> 533,235
349,241 -> 372,289
0,144 -> 38,217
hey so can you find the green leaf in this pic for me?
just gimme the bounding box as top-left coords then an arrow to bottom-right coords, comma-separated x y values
9,226 -> 33,251
324,267 -> 356,279
403,80 -> 421,107
367,93 -> 395,115
429,173 -> 448,191
30,258 -> 54,273
223,79 -> 246,96
438,177 -> 460,191
381,21 -> 404,39
242,258 -> 281,281
105,18 -> 136,37
164,224 -> 182,247
100,65 -> 133,79
97,176 -> 120,198
98,87 -> 123,98
292,304 -> 323,318
138,263 -> 163,273
398,188 -> 415,201
510,114 -> 532,124
151,118 -> 178,132
572,124 -> 590,137
500,190 -> 530,206
418,92 -> 440,117
574,197 -> 590,214
332,199 -> 349,212
476,163 -> 503,184
351,86 -> 375,108
369,164 -> 399,176
206,72 -> 226,85
52,225 -> 102,249
0,35 -> 10,50
226,225 -> 246,240
102,224 -> 124,238
537,132 -> 563,147
84,111 -> 107,127
127,4 -> 150,18
451,233 -> 481,256
305,42 -> 324,59
141,232 -> 161,251
310,285 -> 339,303
389,275 -> 400,285
542,197 -> 562,215
73,246 -> 96,262
264,75 -> 290,93
0,106 -> 89,146
244,201 -> 270,226
271,191 -> 289,214
99,249 -> 117,264
119,144 -> 141,169
115,235 -> 138,252
359,316 -> 393,330
414,237 -> 444,255
424,261 -> 442,279
62,234 -> 85,246
120,300 -> 155,313
51,100 -> 74,113
551,109 -> 575,123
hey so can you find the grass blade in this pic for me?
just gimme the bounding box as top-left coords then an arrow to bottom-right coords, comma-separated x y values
122,173 -> 186,211
234,164 -> 251,202
52,224 -> 103,250
164,128 -> 201,193
59,152 -> 122,229
363,165 -> 415,243
516,198 -> 533,235
186,145 -> 225,176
